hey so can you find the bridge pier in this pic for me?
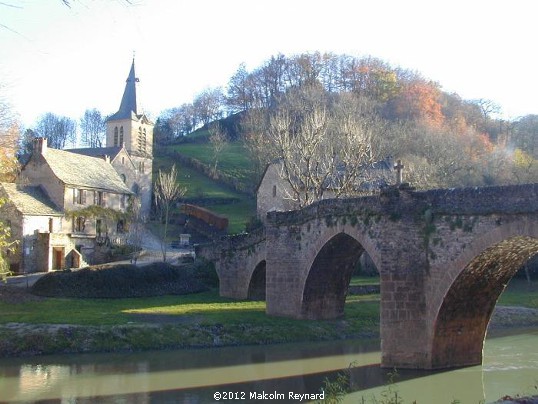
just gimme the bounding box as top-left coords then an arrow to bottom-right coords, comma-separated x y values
380,271 -> 430,369
265,225 -> 306,318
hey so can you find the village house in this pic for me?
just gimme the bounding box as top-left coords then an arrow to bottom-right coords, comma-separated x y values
0,59 -> 154,274
256,157 -> 396,222
0,137 -> 133,273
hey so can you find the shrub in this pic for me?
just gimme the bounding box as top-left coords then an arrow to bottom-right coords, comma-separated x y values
31,262 -> 212,298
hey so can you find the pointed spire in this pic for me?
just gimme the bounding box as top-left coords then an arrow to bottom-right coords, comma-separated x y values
108,58 -> 140,121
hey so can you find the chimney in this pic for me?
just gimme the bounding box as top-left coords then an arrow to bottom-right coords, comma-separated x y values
34,137 -> 48,154
104,155 -> 111,164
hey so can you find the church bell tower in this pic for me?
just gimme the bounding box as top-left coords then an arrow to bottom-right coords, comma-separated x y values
106,58 -> 154,216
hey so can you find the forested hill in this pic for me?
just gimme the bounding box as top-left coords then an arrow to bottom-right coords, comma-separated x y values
155,52 -> 536,190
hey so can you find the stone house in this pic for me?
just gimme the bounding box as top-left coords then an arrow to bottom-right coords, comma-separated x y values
256,157 -> 395,222
0,137 -> 134,273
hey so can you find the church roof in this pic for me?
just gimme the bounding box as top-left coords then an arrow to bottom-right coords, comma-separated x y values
107,59 -> 140,122
67,146 -> 123,160
41,148 -> 133,194
0,183 -> 62,216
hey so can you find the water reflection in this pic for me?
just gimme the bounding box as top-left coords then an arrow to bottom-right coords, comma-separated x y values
0,330 -> 536,403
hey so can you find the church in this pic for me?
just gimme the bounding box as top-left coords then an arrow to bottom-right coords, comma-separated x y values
69,59 -> 154,215
0,59 -> 154,274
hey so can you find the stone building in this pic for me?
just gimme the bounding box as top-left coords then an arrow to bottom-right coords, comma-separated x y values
256,157 -> 395,222
0,59 -> 153,274
1,137 -> 133,273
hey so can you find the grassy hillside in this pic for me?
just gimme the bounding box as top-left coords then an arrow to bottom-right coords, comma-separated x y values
154,139 -> 257,235
167,140 -> 255,192
154,154 -> 242,200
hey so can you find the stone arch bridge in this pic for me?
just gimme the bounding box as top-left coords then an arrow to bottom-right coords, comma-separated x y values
197,183 -> 538,370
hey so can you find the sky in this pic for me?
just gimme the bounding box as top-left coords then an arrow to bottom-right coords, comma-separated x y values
1,0 -> 537,129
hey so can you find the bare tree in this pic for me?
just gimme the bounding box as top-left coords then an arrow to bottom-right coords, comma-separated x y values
209,122 -> 228,176
0,85 -> 20,181
153,164 -> 187,262
226,63 -> 255,113
80,108 -> 105,148
193,87 -> 224,126
249,85 -> 377,207
35,112 -> 77,149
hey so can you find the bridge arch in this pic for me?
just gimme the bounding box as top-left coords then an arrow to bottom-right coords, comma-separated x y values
429,219 -> 538,369
300,226 -> 381,320
247,260 -> 266,300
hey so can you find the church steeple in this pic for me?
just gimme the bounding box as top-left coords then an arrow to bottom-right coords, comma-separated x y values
105,57 -> 154,157
103,57 -> 154,216
108,59 -> 140,121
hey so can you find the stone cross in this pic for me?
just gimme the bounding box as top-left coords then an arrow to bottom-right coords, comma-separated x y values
394,159 -> 404,185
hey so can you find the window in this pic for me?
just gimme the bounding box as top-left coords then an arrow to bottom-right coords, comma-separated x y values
48,218 -> 53,233
73,216 -> 85,232
120,174 -> 126,183
96,219 -> 102,236
114,127 -> 118,147
117,219 -> 125,233
119,126 -> 124,146
94,191 -> 105,206
120,194 -> 126,209
137,126 -> 146,153
73,189 -> 86,205
143,128 -> 147,151
272,185 -> 277,198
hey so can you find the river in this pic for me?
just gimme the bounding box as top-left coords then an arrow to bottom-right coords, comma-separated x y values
0,329 -> 536,403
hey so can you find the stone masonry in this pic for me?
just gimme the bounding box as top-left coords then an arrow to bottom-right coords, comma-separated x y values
201,183 -> 538,369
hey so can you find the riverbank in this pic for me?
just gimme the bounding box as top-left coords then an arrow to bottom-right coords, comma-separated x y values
1,285 -> 537,358
0,285 -> 380,358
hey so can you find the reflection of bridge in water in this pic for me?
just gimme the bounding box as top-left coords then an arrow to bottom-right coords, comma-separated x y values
198,183 -> 538,369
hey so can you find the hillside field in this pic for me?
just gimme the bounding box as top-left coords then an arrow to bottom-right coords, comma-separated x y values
154,138 -> 257,235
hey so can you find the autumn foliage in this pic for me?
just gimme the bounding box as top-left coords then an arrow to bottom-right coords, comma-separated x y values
386,79 -> 444,127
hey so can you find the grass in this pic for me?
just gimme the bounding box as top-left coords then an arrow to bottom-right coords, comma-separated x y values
205,199 -> 256,234
0,290 -> 381,356
0,290 -> 380,330
154,155 -> 240,200
349,276 -> 380,286
498,278 -> 538,309
169,141 -> 255,185
5,277 -> 532,327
